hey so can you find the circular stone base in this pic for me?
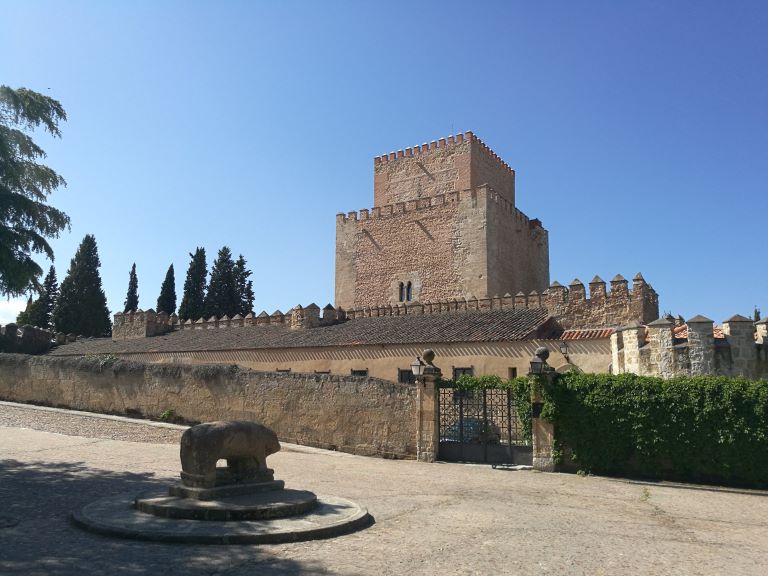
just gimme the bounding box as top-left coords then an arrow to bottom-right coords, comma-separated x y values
72,494 -> 371,544
135,488 -> 318,521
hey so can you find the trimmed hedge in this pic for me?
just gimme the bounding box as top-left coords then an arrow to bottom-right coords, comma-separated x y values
438,374 -> 532,443
544,372 -> 768,487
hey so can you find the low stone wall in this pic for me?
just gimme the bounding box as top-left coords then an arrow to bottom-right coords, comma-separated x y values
0,354 -> 418,459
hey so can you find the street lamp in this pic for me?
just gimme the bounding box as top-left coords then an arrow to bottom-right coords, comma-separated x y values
410,357 -> 425,378
559,340 -> 569,362
529,354 -> 544,375
529,346 -> 550,375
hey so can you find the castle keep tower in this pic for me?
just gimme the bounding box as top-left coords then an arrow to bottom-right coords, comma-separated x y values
335,132 -> 549,310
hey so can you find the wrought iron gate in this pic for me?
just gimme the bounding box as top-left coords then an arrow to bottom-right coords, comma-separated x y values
438,388 -> 532,465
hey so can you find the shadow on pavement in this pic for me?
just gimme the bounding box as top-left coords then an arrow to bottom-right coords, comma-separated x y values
0,459 -> 330,575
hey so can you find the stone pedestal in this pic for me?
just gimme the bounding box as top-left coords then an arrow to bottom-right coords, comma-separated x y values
73,420 -> 371,544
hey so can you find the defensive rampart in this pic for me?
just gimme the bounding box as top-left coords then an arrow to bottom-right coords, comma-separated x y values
110,273 -> 657,344
0,354 -> 418,459
612,315 -> 768,379
0,323 -> 55,354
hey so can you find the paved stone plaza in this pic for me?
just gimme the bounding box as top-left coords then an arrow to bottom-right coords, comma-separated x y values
1,402 -> 767,575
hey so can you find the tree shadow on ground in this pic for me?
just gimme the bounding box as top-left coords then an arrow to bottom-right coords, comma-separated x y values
0,459 -> 331,575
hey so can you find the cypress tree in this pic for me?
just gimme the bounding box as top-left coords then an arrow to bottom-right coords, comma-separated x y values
234,255 -> 254,316
17,266 -> 58,328
205,246 -> 239,318
16,296 -> 34,326
178,248 -> 207,321
52,234 -> 111,337
156,264 -> 177,314
123,263 -> 139,313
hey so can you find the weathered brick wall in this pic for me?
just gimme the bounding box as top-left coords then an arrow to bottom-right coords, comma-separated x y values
335,190 -> 486,309
546,275 -> 659,330
342,132 -> 547,310
335,187 -> 553,310
0,354 -> 418,459
373,132 -> 515,207
486,192 -> 549,297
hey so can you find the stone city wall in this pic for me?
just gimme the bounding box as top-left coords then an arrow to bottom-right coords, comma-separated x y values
373,131 -> 516,206
112,304 -> 334,341
0,323 -> 55,354
0,354 -> 418,459
547,274 -> 659,330
112,272 -> 656,345
611,316 -> 768,379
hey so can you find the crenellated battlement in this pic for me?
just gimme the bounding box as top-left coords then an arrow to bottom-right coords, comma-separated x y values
336,185 -> 542,229
110,273 -> 655,342
112,303 -> 342,340
372,130 -> 517,208
373,131 -> 514,176
113,309 -> 174,340
612,315 -> 768,379
0,323 -> 55,354
545,273 -> 659,329
340,272 -> 655,328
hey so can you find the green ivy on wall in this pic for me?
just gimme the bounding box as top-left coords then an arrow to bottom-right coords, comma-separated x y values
544,372 -> 768,487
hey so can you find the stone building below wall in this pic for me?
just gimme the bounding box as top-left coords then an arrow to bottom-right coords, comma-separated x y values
61,270 -> 660,382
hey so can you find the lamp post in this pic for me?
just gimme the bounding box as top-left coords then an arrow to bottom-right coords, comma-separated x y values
410,356 -> 425,383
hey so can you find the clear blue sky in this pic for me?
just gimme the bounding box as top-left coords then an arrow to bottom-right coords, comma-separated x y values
2,0 -> 766,325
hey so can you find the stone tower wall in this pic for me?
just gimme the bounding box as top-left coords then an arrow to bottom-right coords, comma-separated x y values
373,132 -> 516,207
485,191 -> 549,298
335,188 -> 487,309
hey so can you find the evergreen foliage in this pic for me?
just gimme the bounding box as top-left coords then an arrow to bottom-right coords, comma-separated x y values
204,246 -> 239,318
0,86 -> 71,296
234,254 -> 254,316
16,265 -> 58,328
544,372 -> 768,487
123,263 -> 139,313
178,248 -> 207,321
52,234 -> 111,337
15,296 -> 34,326
156,264 -> 176,314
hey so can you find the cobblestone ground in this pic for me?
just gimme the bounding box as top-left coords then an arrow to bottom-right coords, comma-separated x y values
1,401 -> 767,575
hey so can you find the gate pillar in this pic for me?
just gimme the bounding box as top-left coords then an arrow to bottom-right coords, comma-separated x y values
416,368 -> 440,462
530,348 -> 556,472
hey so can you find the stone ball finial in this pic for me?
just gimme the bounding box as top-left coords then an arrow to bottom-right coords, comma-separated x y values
422,349 -> 435,365
534,346 -> 550,361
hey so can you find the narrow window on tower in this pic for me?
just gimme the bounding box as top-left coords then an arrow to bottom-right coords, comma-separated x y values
398,282 -> 405,302
406,281 -> 412,301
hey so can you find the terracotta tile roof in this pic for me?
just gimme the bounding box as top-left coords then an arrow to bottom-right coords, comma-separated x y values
540,327 -> 614,341
559,328 -> 614,341
47,308 -> 552,356
673,324 -> 726,340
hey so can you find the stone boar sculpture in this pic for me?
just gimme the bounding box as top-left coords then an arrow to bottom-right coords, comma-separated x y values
179,421 -> 281,488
